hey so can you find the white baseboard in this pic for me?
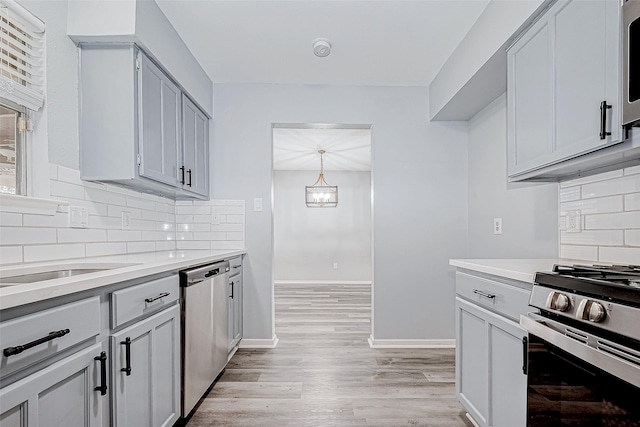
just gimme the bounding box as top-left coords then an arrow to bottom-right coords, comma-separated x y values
275,280 -> 372,285
367,335 -> 455,349
238,335 -> 279,349
465,413 -> 481,427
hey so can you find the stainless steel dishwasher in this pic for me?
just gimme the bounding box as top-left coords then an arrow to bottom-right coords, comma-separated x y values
179,261 -> 230,417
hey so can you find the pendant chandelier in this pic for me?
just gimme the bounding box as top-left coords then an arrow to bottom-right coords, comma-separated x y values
305,150 -> 338,208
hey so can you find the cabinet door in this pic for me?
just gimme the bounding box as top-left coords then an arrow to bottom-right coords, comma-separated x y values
138,52 -> 182,187
455,297 -> 488,427
0,343 -> 107,427
552,0 -> 622,161
487,310 -> 527,427
507,15 -> 553,176
111,305 -> 180,427
182,95 -> 209,197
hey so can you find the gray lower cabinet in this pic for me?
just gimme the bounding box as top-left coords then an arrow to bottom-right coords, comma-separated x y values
455,270 -> 529,427
111,304 -> 180,427
507,0 -> 623,181
0,342 -> 107,427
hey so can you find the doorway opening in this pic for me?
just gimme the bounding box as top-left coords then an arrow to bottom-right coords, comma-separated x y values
272,124 -> 373,345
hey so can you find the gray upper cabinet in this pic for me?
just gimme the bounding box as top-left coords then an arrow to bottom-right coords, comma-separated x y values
139,53 -> 182,188
182,95 -> 209,197
507,0 -> 623,180
79,44 -> 210,199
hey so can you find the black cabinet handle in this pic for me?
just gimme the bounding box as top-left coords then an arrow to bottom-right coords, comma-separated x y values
230,281 -> 234,299
187,169 -> 192,187
121,337 -> 132,376
600,101 -> 612,140
179,166 -> 185,185
145,292 -> 170,303
3,329 -> 70,357
522,336 -> 528,375
472,289 -> 495,299
94,351 -> 108,395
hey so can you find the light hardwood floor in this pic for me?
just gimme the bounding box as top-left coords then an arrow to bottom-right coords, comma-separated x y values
186,283 -> 472,427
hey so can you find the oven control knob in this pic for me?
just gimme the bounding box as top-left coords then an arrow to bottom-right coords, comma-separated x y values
546,291 -> 571,312
577,299 -> 607,323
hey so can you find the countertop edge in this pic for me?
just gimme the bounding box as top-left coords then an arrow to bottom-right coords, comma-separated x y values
449,258 -> 580,283
0,249 -> 246,310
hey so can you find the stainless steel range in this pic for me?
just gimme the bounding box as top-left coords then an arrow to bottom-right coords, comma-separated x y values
520,264 -> 640,427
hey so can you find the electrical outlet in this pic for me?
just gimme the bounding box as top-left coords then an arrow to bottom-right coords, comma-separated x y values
122,211 -> 132,230
69,206 -> 89,228
493,218 -> 502,235
333,262 -> 338,270
566,210 -> 581,233
253,198 -> 263,212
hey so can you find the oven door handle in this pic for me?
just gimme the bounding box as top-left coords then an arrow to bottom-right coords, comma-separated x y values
520,314 -> 640,389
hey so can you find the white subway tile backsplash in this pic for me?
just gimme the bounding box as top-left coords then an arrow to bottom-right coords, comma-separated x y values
127,241 -> 156,253
626,193 -> 640,211
560,170 -> 623,188
0,227 -> 57,245
24,243 -> 85,262
581,175 -> 640,199
624,165 -> 640,175
626,230 -> 640,247
0,212 -> 22,227
584,212 -> 640,230
560,196 -> 623,216
58,228 -> 107,243
559,169 -> 640,264
560,186 -> 581,202
598,247 -> 640,264
0,246 -> 22,264
0,164 -> 245,265
86,242 -> 127,257
560,230 -> 624,246
85,187 -> 127,206
560,245 -> 598,261
176,241 -> 210,250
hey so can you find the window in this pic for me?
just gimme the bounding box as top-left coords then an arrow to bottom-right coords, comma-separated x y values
0,100 -> 24,194
0,1 -> 44,196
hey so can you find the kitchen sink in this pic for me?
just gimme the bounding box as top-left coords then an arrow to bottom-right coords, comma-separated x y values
0,263 -> 138,286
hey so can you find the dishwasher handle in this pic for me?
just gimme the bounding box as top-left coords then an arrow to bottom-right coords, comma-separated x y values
181,261 -> 230,287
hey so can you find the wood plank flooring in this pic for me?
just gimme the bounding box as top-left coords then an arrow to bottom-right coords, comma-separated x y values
186,283 -> 472,427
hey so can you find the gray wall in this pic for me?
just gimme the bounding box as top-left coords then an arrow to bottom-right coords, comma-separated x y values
467,93 -> 558,258
212,83 -> 469,341
274,170 -> 372,282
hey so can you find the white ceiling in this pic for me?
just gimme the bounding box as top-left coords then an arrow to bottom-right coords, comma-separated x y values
273,127 -> 371,171
156,0 -> 490,86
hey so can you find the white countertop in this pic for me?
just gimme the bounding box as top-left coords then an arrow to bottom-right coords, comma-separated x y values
449,258 -> 588,283
0,249 -> 246,310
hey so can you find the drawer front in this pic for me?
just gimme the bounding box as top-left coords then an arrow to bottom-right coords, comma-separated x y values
456,272 -> 531,321
229,256 -> 243,277
0,296 -> 101,380
111,274 -> 179,329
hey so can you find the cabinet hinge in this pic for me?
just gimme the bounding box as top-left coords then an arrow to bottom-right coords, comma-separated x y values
136,154 -> 141,166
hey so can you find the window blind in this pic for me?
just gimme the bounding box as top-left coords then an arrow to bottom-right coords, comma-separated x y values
0,0 -> 44,111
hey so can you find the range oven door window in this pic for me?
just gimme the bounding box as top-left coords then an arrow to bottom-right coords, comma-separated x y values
527,334 -> 640,427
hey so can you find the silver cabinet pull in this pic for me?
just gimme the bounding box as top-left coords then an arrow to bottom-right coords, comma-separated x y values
472,289 -> 496,299
145,292 -> 170,303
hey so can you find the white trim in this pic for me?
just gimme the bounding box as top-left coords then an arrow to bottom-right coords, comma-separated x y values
367,335 -> 455,349
274,280 -> 372,285
227,345 -> 239,362
0,193 -> 67,215
465,413 -> 481,427
238,335 -> 279,349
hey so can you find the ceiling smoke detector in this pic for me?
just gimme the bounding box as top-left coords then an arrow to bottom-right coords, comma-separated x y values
312,39 -> 331,58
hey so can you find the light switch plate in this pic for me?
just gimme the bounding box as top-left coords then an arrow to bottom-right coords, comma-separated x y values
69,206 -> 89,228
493,218 -> 502,235
253,198 -> 263,212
